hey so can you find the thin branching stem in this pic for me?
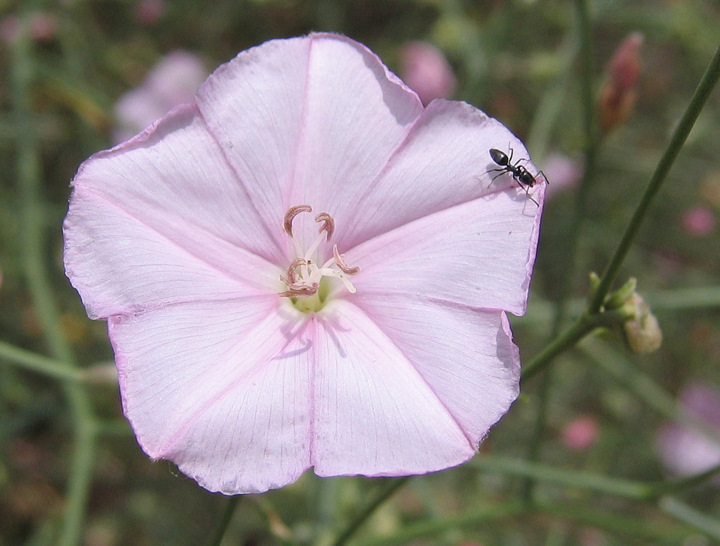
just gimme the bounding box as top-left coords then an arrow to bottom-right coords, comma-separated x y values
521,0 -> 598,504
0,341 -> 84,382
332,477 -> 411,546
11,18 -> 97,546
523,38 -> 720,383
580,339 -> 720,444
205,496 -> 242,546
589,41 -> 720,313
350,498 -> 695,545
659,497 -> 720,540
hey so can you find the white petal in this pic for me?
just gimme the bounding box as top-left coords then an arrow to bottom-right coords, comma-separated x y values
64,189 -> 279,319
112,298 -> 313,494
69,104 -> 285,265
346,192 -> 539,316
288,35 -> 423,232
311,300 -> 477,477
196,33 -> 423,248
339,100 -> 545,250
349,294 -> 520,443
64,106 -> 285,318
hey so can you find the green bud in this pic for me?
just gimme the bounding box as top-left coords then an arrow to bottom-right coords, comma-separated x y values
605,277 -> 637,310
622,292 -> 662,353
589,272 -> 601,299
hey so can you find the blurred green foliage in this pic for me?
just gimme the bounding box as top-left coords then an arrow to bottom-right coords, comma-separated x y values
2,0 -> 720,544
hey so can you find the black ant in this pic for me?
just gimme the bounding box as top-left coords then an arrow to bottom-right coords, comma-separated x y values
489,147 -> 547,206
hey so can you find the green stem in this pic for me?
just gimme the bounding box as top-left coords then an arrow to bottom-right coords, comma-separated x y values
540,501 -> 699,543
552,0 -> 600,311
351,501 -> 527,546
541,0 -> 598,337
518,285 -> 720,327
0,341 -> 84,382
663,464 -> 720,493
521,309 -> 614,381
340,455 -> 720,545
332,477 -> 411,546
659,497 -> 720,540
475,455 -> 720,500
521,0 -> 599,504
580,339 -> 720,445
524,34 -> 720,372
473,455 -> 654,500
11,19 -> 96,546
524,39 -> 720,385
589,41 -> 720,313
204,496 -> 242,546
352,498 -> 694,545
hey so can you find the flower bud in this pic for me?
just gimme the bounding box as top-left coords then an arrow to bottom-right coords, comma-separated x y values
589,271 -> 601,295
622,292 -> 662,353
605,277 -> 637,310
597,33 -> 643,134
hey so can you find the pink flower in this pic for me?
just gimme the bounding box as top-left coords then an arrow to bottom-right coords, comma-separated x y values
63,34 -> 544,494
1,12 -> 57,44
399,41 -> 457,105
561,415 -> 599,451
681,206 -> 716,237
113,51 -> 207,143
135,0 -> 167,25
542,153 -> 583,200
656,383 -> 720,478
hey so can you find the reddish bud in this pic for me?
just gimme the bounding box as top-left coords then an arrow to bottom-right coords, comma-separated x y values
598,33 -> 643,133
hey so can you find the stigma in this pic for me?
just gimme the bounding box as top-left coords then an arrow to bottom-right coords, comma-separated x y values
279,206 -> 359,302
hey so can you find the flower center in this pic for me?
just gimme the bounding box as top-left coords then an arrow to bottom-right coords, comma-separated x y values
279,205 -> 359,313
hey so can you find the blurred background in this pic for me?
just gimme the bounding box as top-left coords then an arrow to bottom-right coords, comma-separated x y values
2,0 -> 720,544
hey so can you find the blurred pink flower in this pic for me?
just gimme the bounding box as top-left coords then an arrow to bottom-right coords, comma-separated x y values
1,12 -> 57,44
681,206 -> 716,237
562,415 -> 599,451
399,41 -> 456,105
28,12 -> 57,42
656,382 -> 720,478
64,34 -> 544,494
541,153 -> 582,199
135,0 -> 167,25
114,51 -> 207,143
0,16 -> 19,43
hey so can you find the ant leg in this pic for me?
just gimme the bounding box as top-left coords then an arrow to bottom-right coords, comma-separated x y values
485,168 -> 507,189
490,168 -> 507,182
514,180 -> 540,207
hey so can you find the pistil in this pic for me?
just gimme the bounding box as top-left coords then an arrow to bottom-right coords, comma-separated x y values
279,206 -> 359,305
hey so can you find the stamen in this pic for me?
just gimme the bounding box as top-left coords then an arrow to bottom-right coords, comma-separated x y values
333,245 -> 360,275
278,284 -> 319,298
315,212 -> 334,240
283,205 -> 312,237
280,258 -> 319,297
279,206 -> 360,305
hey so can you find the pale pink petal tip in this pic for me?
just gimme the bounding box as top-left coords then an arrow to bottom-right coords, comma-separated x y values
64,33 -> 544,494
